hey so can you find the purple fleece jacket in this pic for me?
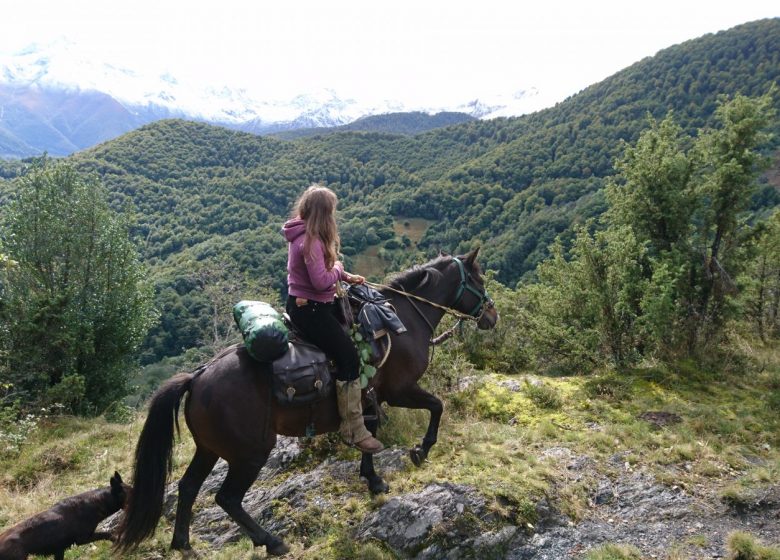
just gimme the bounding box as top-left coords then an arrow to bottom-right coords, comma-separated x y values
283,218 -> 344,303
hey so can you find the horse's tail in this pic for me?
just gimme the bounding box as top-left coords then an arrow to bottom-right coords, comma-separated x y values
115,372 -> 192,551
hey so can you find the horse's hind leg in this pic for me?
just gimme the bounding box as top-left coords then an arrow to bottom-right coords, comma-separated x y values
171,446 -> 218,550
215,459 -> 289,557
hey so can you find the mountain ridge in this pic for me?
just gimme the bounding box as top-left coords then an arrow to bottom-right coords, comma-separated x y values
0,38 -> 543,157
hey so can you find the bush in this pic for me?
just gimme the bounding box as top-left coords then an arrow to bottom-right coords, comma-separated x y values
0,396 -> 42,458
458,274 -> 531,373
102,400 -> 136,424
44,374 -> 86,413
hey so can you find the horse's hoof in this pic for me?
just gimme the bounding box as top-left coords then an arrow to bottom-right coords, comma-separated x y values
409,446 -> 426,467
369,478 -> 390,494
266,539 -> 290,556
171,540 -> 191,552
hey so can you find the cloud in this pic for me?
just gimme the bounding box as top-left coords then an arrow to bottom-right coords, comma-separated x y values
1,0 -> 777,107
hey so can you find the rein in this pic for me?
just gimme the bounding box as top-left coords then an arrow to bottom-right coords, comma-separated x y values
363,257 -> 493,347
365,280 -> 480,323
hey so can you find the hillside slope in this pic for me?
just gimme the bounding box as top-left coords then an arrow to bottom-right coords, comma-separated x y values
0,345 -> 778,559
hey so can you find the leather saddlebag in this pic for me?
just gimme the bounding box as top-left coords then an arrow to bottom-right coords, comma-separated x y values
271,340 -> 333,406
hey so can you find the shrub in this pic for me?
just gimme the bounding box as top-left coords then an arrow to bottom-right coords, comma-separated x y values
44,374 -> 86,413
0,395 -> 42,458
102,400 -> 136,424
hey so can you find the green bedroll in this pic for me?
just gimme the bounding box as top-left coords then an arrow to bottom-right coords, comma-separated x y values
233,300 -> 289,362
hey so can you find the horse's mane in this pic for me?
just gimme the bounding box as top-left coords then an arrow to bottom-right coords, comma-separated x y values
388,255 -> 451,291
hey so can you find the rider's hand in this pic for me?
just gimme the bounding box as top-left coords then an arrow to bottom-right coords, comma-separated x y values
346,273 -> 365,285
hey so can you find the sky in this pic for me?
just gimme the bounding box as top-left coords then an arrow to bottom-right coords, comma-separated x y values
0,0 -> 777,109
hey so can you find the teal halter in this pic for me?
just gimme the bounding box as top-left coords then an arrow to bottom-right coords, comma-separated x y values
451,257 -> 493,318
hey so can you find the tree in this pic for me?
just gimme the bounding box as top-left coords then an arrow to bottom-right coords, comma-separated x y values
0,162 -> 157,414
523,92 -> 775,370
739,211 -> 780,341
525,225 -> 647,370
690,93 -> 776,346
606,115 -> 695,254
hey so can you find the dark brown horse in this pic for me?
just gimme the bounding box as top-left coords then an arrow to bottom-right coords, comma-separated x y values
116,248 -> 498,556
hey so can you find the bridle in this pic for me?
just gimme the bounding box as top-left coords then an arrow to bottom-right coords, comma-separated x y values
451,256 -> 494,319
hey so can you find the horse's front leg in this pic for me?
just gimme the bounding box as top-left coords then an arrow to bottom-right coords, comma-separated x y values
360,404 -> 390,494
386,384 -> 443,467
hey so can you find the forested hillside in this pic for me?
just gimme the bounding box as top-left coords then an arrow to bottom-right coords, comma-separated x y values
2,18 -> 779,364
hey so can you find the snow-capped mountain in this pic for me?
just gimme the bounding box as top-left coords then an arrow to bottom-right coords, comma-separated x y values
0,39 -> 543,157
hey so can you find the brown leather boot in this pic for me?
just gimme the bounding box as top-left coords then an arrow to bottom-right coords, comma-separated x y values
336,379 -> 384,454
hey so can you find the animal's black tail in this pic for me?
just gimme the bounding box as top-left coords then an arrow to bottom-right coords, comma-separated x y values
115,372 -> 192,551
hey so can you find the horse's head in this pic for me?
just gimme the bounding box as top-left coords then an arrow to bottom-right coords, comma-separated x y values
444,247 -> 498,330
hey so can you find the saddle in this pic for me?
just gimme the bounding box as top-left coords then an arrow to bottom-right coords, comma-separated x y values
235,290 -> 405,407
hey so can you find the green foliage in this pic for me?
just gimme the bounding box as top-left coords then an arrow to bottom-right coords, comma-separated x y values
457,273 -> 531,372
0,161 -> 157,413
739,211 -> 780,340
607,115 -> 695,253
523,225 -> 647,370
349,324 -> 377,388
767,373 -> 780,412
0,384 -> 42,458
523,93 -> 776,371
101,400 -> 136,424
44,374 -> 86,412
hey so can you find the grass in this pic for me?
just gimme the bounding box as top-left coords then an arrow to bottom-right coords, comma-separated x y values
2,348 -> 780,558
727,531 -> 780,560
584,543 -> 643,560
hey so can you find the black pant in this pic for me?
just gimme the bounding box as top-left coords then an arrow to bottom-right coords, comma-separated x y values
286,296 -> 360,382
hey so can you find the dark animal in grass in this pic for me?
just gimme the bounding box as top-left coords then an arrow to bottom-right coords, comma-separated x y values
116,249 -> 498,556
0,471 -> 130,560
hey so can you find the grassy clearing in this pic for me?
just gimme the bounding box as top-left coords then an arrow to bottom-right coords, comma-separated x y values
1,347 -> 780,558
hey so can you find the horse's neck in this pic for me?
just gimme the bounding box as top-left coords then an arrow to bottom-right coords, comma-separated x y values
392,288 -> 448,336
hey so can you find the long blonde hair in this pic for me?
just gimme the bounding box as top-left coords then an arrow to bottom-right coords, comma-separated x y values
293,184 -> 340,268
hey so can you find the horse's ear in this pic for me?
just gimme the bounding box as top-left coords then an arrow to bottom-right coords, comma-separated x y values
111,471 -> 123,490
439,249 -> 449,257
463,247 -> 480,265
